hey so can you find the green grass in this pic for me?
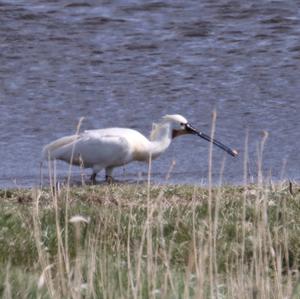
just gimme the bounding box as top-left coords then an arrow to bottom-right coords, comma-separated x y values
0,183 -> 300,298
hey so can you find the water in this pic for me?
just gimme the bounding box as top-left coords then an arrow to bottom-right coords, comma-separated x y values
1,0 -> 300,188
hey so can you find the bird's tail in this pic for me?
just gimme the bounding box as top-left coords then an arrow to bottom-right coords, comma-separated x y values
42,135 -> 78,161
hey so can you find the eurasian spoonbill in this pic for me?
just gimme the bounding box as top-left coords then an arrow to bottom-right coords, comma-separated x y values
42,114 -> 238,183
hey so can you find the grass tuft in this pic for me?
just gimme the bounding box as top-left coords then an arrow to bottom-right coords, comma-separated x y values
0,182 -> 300,298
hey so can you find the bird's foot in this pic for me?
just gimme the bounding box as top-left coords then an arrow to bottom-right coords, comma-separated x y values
90,173 -> 97,185
105,175 -> 114,184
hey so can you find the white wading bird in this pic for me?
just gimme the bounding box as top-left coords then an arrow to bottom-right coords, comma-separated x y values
42,114 -> 238,183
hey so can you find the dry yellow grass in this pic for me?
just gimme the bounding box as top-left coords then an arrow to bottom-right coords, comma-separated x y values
0,181 -> 300,298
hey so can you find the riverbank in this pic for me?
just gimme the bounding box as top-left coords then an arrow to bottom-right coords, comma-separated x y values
0,182 -> 300,298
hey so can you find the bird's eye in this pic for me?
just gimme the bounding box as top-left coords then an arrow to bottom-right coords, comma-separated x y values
180,123 -> 184,126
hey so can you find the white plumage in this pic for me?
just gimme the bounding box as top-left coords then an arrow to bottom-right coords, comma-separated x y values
42,114 -> 237,182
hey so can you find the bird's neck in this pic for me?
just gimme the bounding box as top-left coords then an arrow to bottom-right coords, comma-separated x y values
149,123 -> 172,158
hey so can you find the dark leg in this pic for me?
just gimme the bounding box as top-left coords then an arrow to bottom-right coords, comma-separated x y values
105,175 -> 113,184
91,173 -> 97,184
105,167 -> 114,184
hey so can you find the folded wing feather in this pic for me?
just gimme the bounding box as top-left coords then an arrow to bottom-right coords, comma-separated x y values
42,131 -> 131,168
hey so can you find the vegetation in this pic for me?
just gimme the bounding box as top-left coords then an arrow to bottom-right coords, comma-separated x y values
0,181 -> 300,298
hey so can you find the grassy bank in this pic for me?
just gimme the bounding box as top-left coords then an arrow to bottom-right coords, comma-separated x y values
0,182 -> 300,298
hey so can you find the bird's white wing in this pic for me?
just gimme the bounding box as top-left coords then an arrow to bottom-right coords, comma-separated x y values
53,131 -> 132,168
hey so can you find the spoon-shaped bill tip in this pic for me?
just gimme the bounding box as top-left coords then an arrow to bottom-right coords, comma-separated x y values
185,123 -> 238,158
232,149 -> 238,157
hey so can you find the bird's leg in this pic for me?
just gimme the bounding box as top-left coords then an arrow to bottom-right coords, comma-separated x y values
90,173 -> 97,184
105,167 -> 114,184
105,175 -> 113,184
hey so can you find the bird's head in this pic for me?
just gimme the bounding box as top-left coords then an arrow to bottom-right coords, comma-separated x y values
162,114 -> 238,157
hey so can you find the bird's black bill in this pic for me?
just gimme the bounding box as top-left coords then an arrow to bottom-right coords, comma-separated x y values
186,123 -> 238,157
